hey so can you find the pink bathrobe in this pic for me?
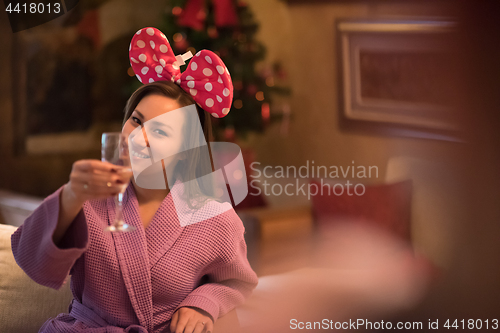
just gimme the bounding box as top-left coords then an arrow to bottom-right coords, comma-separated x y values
11,184 -> 258,332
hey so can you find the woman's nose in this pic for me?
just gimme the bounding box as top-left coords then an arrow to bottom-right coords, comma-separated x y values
129,127 -> 149,148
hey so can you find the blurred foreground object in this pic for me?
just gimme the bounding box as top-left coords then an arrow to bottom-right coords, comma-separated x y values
239,223 -> 432,332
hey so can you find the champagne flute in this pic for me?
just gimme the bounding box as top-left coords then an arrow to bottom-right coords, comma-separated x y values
101,132 -> 136,232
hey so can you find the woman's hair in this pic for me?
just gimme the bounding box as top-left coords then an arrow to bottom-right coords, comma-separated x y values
123,81 -> 216,208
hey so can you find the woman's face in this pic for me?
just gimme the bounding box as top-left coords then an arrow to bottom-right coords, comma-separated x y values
122,94 -> 187,185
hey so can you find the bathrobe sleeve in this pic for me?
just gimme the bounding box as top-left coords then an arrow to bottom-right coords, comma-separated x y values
174,208 -> 259,322
11,186 -> 89,290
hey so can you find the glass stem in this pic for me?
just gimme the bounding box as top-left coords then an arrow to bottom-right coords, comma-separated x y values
115,192 -> 124,226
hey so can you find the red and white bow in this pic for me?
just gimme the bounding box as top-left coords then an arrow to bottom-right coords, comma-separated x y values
129,27 -> 233,118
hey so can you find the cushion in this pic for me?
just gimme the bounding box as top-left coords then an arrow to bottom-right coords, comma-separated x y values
0,224 -> 73,333
310,180 -> 412,241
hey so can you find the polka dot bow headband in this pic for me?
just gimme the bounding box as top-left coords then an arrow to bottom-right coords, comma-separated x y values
129,27 -> 233,118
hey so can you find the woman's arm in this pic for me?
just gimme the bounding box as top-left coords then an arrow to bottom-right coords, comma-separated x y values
11,186 -> 89,290
52,184 -> 85,246
172,209 -> 259,329
11,159 -> 131,289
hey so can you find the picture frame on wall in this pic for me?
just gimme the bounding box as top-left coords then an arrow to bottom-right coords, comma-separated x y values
338,20 -> 459,141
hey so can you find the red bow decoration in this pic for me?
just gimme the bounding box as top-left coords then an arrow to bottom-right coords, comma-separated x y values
129,27 -> 233,118
177,0 -> 238,31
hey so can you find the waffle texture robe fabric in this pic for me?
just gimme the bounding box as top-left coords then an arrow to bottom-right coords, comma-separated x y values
11,183 -> 258,333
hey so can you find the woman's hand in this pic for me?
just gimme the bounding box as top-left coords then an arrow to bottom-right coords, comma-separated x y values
170,307 -> 214,333
53,159 -> 132,245
65,159 -> 132,204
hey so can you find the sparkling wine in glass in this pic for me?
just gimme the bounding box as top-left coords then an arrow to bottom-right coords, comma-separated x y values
101,132 -> 136,232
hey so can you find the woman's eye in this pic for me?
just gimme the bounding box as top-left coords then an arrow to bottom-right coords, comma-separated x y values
154,129 -> 168,137
131,117 -> 142,125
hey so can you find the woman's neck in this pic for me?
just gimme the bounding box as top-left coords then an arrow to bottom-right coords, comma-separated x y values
132,179 -> 170,204
130,161 -> 178,204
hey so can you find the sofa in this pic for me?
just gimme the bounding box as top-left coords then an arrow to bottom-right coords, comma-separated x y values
0,224 -> 73,332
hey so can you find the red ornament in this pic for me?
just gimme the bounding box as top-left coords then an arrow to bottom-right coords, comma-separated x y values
261,103 -> 270,124
223,127 -> 236,142
274,63 -> 287,79
246,43 -> 257,52
237,34 -> 247,43
280,103 -> 291,135
234,81 -> 243,91
246,84 -> 258,95
277,69 -> 287,80
178,0 -> 238,31
77,9 -> 100,49
260,66 -> 273,79
196,9 -> 206,21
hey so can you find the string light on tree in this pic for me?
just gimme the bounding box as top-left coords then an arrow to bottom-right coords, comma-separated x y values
207,26 -> 218,38
266,77 -> 274,87
173,32 -> 188,51
234,100 -> 243,109
172,6 -> 182,16
173,33 -> 184,42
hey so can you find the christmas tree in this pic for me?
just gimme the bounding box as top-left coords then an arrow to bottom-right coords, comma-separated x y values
157,0 -> 291,139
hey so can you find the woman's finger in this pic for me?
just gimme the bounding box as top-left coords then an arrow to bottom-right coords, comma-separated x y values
71,170 -> 128,186
70,175 -> 124,192
72,181 -> 121,196
173,314 -> 189,333
182,319 -> 197,333
170,311 -> 179,333
204,321 -> 214,333
68,175 -> 127,201
193,320 -> 207,333
116,167 -> 133,180
73,159 -> 118,173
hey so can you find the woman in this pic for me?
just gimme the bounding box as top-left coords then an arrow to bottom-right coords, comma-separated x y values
11,28 -> 258,333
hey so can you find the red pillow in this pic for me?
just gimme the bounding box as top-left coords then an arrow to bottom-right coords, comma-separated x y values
310,180 -> 412,241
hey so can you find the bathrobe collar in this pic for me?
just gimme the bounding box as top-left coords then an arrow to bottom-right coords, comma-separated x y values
106,181 -> 198,331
